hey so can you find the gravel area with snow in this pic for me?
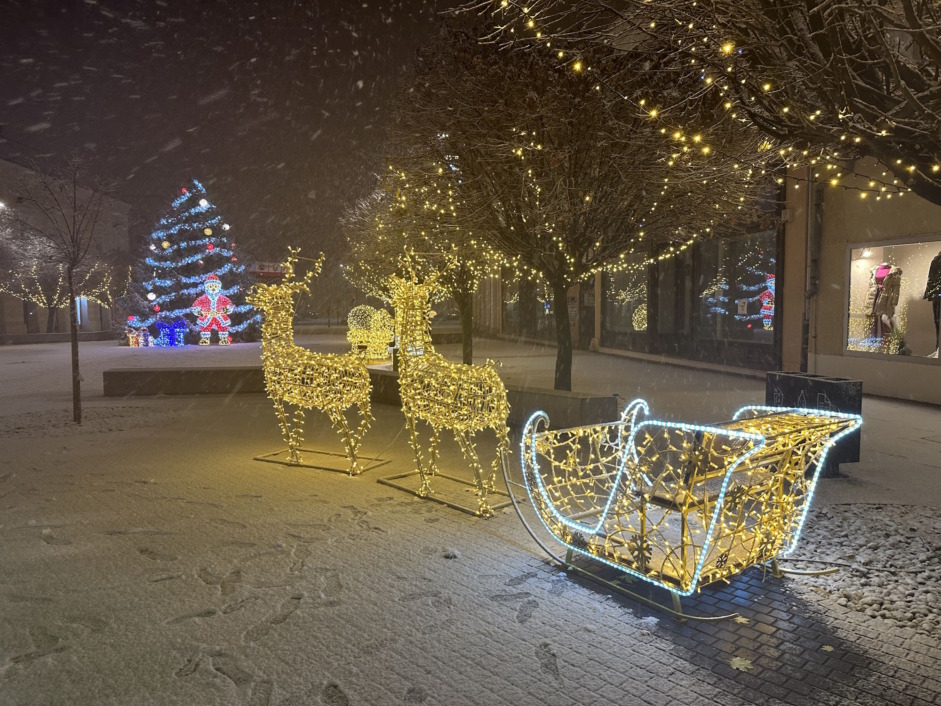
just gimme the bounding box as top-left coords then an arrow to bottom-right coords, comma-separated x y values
790,503 -> 941,636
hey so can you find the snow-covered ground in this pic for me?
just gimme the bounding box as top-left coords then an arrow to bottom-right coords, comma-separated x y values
0,337 -> 939,705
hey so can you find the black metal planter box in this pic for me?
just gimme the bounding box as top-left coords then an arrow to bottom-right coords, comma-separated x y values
765,372 -> 862,477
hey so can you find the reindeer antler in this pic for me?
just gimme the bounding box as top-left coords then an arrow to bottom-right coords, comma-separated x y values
282,247 -> 325,292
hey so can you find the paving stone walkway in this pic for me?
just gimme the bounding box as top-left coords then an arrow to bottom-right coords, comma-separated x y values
0,338 -> 938,705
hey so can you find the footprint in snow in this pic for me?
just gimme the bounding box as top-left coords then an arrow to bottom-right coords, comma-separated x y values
536,642 -> 562,683
166,608 -> 217,624
138,547 -> 178,561
321,683 -> 349,706
516,598 -> 539,624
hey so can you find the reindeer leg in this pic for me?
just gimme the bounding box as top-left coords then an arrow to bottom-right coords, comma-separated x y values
289,406 -> 306,464
404,407 -> 430,497
455,431 -> 492,518
327,407 -> 359,476
347,400 -> 373,475
428,425 -> 441,478
272,396 -> 300,464
488,423 -> 511,493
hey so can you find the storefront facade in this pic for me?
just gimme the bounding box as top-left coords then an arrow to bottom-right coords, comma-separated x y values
600,226 -> 782,370
473,160 -> 941,404
784,159 -> 941,405
475,224 -> 784,373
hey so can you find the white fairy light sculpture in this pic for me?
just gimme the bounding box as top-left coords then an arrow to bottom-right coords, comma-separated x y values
247,248 -> 373,474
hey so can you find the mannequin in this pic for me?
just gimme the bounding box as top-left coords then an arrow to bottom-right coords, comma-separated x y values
925,251 -> 941,358
865,262 -> 902,341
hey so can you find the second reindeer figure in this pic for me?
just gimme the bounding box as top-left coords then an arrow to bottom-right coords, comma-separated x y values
388,273 -> 510,517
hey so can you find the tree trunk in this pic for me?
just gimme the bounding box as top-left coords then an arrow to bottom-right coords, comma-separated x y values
551,278 -> 573,391
455,290 -> 474,365
67,265 -> 82,424
46,306 -> 57,333
519,278 -> 537,338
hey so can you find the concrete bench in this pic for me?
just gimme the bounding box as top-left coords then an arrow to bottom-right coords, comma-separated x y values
102,367 -> 266,396
103,365 -> 617,429
364,367 -> 616,428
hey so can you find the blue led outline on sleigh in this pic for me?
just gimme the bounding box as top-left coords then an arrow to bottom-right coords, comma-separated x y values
520,403 -> 863,597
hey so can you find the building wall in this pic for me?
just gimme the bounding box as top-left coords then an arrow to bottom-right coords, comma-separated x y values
780,174 -> 810,371
0,158 -> 130,336
801,159 -> 941,404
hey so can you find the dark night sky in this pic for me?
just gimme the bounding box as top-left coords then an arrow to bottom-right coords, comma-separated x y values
0,0 -> 452,260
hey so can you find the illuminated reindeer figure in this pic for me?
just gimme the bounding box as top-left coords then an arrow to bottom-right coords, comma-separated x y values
247,249 -> 372,474
389,273 -> 510,517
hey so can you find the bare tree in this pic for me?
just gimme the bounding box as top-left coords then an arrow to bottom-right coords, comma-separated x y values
465,0 -> 941,204
391,26 -> 776,389
13,158 -> 113,424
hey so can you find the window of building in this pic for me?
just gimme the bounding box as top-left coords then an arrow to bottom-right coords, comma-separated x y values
604,259 -> 648,335
695,230 -> 776,345
846,238 -> 941,358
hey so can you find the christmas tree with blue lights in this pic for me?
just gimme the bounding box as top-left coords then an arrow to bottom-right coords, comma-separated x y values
137,179 -> 259,344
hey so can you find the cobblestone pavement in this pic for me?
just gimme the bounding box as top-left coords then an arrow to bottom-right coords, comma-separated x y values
1,394 -> 939,706
1,339 -> 939,704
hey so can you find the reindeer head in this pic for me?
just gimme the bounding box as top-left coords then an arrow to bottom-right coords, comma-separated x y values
247,247 -> 324,339
388,271 -> 442,355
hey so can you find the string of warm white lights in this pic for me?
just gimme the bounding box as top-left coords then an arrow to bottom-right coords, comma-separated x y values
0,261 -> 124,313
475,0 -> 935,203
520,402 -> 862,595
247,249 -> 373,473
389,272 -> 510,517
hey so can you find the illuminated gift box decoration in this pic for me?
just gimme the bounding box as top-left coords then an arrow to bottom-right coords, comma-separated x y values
516,401 -> 862,600
154,319 -> 188,347
125,316 -> 151,347
347,305 -> 394,360
386,273 -> 510,517
247,249 -> 373,474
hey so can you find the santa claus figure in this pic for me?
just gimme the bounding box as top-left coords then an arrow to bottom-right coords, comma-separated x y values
191,273 -> 233,345
760,274 -> 775,331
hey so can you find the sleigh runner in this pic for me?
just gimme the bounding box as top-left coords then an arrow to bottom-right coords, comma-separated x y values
507,401 -> 862,617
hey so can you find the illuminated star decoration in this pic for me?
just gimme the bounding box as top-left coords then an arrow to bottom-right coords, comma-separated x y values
247,248 -> 373,474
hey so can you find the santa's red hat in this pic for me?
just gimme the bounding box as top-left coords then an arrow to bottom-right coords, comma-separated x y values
206,274 -> 220,282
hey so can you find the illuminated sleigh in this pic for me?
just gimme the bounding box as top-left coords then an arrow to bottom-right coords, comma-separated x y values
507,401 -> 862,619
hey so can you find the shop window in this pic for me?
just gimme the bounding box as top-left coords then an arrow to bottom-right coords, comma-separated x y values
603,258 -> 648,334
695,230 -> 776,344
847,239 -> 941,358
